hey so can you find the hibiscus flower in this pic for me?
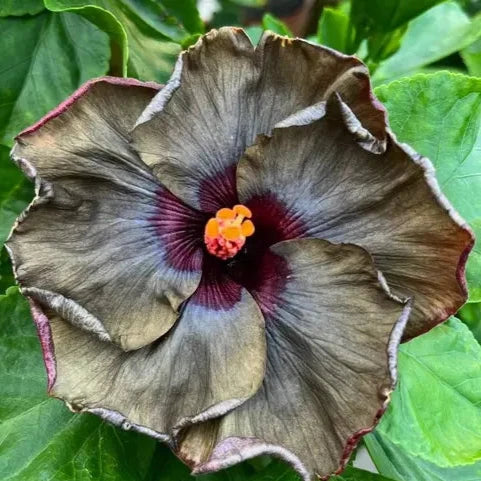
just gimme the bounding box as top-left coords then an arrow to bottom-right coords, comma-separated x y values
6,28 -> 473,480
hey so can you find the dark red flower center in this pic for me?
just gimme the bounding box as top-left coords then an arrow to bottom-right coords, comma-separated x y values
197,193 -> 308,313
152,176 -> 307,314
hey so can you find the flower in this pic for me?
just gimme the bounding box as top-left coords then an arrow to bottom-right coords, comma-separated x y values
6,28 -> 473,480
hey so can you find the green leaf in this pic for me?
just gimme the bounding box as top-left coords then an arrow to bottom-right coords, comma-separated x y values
0,11 -> 110,147
44,0 -> 185,82
246,460 -> 299,481
49,0 -> 200,42
375,72 -> 481,301
44,0 -> 129,76
262,13 -> 293,37
364,25 -> 407,69
100,0 -> 198,41
458,301 -> 481,343
152,450 -> 261,481
93,0 -> 182,83
350,0 -> 443,34
122,19 -> 180,84
349,0 -> 441,64
332,465 -> 396,481
244,14 -> 293,47
0,0 -> 44,16
317,7 -> 350,52
373,318 -> 481,467
0,145 -> 32,294
459,0 -> 481,15
245,25 -> 264,45
0,248 -> 15,293
228,0 -> 268,6
181,33 -> 202,49
467,219 -> 481,302
373,2 -> 481,85
462,37 -> 481,77
0,146 -> 33,248
0,287 -> 156,481
161,0 -> 204,35
366,431 -> 481,481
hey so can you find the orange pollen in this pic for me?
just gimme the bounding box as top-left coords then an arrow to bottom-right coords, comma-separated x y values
204,204 -> 255,260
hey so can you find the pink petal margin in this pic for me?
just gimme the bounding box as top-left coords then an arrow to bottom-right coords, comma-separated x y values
28,298 -> 57,392
17,76 -> 162,139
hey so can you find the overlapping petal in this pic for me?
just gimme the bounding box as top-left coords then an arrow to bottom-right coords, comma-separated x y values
7,78 -> 205,351
236,95 -> 473,339
30,268 -> 265,438
177,238 -> 410,480
132,28 -> 385,212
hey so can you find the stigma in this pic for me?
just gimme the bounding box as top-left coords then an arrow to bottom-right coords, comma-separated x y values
204,204 -> 255,260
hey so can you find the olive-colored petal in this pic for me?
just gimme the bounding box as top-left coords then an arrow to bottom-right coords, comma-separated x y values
236,95 -> 473,340
132,27 -> 383,212
177,238 -> 410,480
32,269 -> 265,438
7,78 -> 204,351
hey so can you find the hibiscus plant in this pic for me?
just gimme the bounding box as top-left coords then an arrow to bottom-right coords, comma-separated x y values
1,2 -> 481,481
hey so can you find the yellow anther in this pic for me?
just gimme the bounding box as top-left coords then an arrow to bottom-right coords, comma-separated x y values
222,225 -> 242,241
216,208 -> 235,220
205,218 -> 219,237
233,204 -> 252,219
241,219 -> 255,237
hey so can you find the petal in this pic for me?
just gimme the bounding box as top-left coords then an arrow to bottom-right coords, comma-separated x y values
177,238 -> 410,480
7,78 -> 205,351
132,27 -> 383,212
236,95 -> 473,340
32,265 -> 265,438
